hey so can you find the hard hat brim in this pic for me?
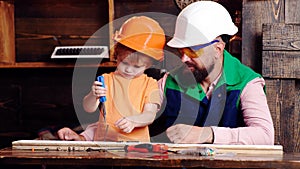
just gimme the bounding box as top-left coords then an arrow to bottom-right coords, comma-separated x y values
116,37 -> 164,61
167,37 -> 192,48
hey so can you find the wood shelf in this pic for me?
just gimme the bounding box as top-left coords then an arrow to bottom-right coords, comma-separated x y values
0,61 -> 117,69
0,0 -> 113,69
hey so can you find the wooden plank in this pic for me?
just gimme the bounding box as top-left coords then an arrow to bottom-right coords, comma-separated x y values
108,0 -> 115,62
242,0 -> 284,73
279,80 -> 299,153
13,0 -> 110,63
15,18 -> 110,61
114,0 -> 179,19
285,0 -> 300,24
12,140 -> 283,155
265,79 -> 299,153
111,0 -> 179,62
15,38 -> 87,62
0,61 -> 116,68
262,23 -> 300,51
15,18 -> 104,36
261,22 -> 300,153
0,1 -> 15,63
296,80 -> 300,152
262,51 -> 300,78
15,38 -> 109,62
265,79 -> 281,146
14,0 -> 107,19
112,0 -> 179,39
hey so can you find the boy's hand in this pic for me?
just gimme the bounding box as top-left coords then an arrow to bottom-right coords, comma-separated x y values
115,117 -> 135,133
57,127 -> 85,141
91,81 -> 107,98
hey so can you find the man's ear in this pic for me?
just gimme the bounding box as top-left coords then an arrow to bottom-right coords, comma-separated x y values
215,40 -> 225,58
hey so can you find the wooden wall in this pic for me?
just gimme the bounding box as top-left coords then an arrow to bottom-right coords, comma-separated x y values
262,23 -> 300,153
0,69 -> 77,146
0,0 -> 180,148
14,0 -> 109,62
0,0 -> 14,63
0,66 -> 116,148
0,0 -> 298,153
243,0 -> 300,153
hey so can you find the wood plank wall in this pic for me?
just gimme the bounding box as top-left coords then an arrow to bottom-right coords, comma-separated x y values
2,0 -> 298,153
0,0 -> 180,149
14,0 -> 109,62
113,0 -> 179,49
0,0 -> 15,63
241,0 -> 300,154
243,0 -> 300,153
242,0 -> 284,73
262,23 -> 300,153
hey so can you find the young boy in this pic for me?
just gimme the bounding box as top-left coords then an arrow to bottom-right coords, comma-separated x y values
57,16 -> 165,142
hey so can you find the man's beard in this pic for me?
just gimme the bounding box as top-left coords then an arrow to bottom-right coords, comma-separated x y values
174,62 -> 209,88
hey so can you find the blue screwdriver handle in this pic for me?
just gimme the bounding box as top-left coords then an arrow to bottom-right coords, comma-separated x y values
97,76 -> 107,102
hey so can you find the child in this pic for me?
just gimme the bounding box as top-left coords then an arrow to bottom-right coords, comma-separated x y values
57,16 -> 165,142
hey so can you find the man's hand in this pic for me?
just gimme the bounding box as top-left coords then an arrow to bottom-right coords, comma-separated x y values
166,124 -> 213,144
57,127 -> 85,141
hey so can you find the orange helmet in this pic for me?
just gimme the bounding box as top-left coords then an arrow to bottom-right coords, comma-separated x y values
114,16 -> 165,61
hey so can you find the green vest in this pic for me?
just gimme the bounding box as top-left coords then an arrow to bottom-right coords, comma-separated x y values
149,50 -> 263,138
164,50 -> 262,108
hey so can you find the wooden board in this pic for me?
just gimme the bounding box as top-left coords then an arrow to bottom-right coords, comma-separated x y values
262,23 -> 300,153
14,0 -> 109,62
0,1 -> 15,63
242,0 -> 284,73
285,0 -> 300,23
12,140 -> 283,155
262,51 -> 300,79
265,79 -> 300,153
262,23 -> 300,51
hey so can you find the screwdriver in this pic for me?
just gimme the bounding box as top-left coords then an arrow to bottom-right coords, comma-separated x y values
124,143 -> 168,153
97,75 -> 107,121
97,75 -> 108,141
124,143 -> 215,156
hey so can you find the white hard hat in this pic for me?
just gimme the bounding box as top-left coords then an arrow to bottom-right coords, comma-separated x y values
167,1 -> 238,48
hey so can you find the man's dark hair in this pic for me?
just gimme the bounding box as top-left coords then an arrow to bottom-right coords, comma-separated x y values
220,34 -> 231,44
220,34 -> 231,50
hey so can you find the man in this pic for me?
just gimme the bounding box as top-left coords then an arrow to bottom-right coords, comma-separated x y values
149,1 -> 274,145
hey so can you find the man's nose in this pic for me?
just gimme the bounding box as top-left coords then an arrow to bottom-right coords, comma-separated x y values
181,54 -> 191,62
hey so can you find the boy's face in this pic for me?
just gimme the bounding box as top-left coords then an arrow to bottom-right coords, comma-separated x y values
117,52 -> 152,79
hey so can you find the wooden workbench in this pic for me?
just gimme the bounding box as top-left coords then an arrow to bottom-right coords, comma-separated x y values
0,146 -> 299,169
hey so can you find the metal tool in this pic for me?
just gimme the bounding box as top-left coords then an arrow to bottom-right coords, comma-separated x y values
174,147 -> 215,156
